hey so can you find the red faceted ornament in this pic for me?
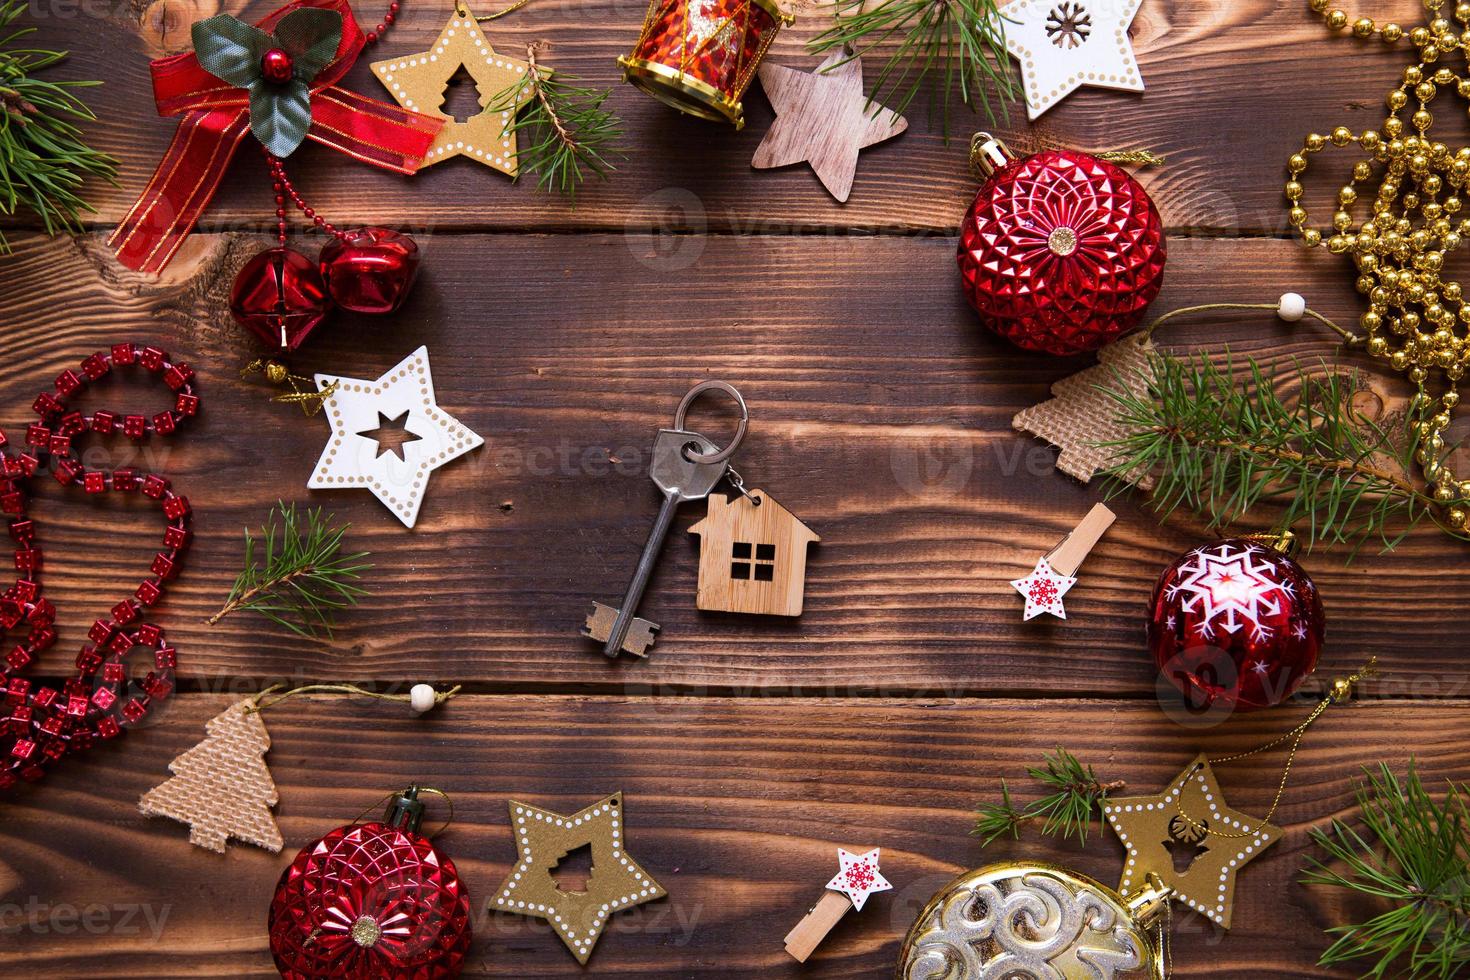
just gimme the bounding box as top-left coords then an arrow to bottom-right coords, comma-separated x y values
319,228 -> 421,315
1147,538 -> 1326,713
230,246 -> 332,352
269,787 -> 471,979
957,134 -> 1166,355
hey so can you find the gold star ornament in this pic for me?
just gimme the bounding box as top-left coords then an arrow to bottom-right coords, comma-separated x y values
1103,755 -> 1280,929
491,792 -> 667,964
752,51 -> 907,202
370,6 -> 531,173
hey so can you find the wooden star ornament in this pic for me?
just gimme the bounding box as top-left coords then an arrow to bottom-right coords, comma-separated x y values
752,51 -> 907,202
371,7 -> 532,173
491,793 -> 666,964
1103,755 -> 1280,929
309,347 -> 484,527
1003,0 -> 1145,119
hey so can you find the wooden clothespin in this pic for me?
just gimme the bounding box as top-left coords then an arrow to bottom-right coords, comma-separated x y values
784,848 -> 891,963
1010,502 -> 1116,621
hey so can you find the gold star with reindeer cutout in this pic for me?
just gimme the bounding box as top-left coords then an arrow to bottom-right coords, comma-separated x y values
370,7 -> 531,173
1102,754 -> 1280,929
490,793 -> 667,964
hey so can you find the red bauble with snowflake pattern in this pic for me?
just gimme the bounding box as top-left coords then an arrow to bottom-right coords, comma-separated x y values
958,135 -> 1166,355
269,787 -> 471,979
1147,537 -> 1326,713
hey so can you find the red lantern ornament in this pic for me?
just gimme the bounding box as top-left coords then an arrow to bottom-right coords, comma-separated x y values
269,787 -> 472,979
958,134 -> 1166,356
1147,537 -> 1326,713
230,246 -> 332,352
319,228 -> 421,314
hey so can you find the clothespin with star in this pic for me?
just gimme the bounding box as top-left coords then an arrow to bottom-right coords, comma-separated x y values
783,847 -> 892,962
1011,503 -> 1115,620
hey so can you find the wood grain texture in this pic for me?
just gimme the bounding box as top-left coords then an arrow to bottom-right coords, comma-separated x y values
1,0 -> 1468,975
0,695 -> 1465,978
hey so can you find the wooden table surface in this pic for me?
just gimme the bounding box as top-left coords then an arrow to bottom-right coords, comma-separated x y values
1,0 -> 1468,976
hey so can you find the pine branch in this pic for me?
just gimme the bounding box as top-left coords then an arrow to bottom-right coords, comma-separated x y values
807,0 -> 1017,136
208,503 -> 371,639
1099,351 -> 1469,554
1303,762 -> 1470,979
490,45 -> 623,200
973,748 -> 1125,846
0,0 -> 116,252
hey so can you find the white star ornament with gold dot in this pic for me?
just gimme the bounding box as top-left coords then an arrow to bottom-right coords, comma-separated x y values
309,347 -> 483,528
1003,0 -> 1146,120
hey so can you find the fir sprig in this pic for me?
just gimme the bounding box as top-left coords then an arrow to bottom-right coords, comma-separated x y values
208,503 -> 371,638
974,748 -> 1124,846
808,0 -> 1016,135
1100,351 -> 1467,552
0,0 -> 115,251
1304,762 -> 1470,979
490,45 -> 622,199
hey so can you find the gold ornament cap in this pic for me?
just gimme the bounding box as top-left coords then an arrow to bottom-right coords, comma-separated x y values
896,863 -> 1166,979
970,132 -> 1015,179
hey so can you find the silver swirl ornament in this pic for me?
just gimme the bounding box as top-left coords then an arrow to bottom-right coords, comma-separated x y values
897,864 -> 1168,980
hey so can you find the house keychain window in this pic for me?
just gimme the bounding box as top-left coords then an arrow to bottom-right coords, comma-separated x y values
732,542 -> 777,582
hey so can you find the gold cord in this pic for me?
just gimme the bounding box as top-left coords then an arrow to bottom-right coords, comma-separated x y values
240,359 -> 338,416
1096,149 -> 1167,166
1139,302 -> 1365,346
1172,658 -> 1378,839
342,785 -> 456,838
247,682 -> 462,713
459,0 -> 532,20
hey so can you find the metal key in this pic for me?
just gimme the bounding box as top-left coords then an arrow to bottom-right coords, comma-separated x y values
584,428 -> 728,657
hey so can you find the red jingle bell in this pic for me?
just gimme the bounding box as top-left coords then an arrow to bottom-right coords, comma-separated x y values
230,246 -> 332,351
957,134 -> 1166,356
319,228 -> 420,315
1147,536 -> 1325,713
269,787 -> 472,979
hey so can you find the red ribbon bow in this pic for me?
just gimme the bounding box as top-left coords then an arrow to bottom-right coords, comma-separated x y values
110,0 -> 442,274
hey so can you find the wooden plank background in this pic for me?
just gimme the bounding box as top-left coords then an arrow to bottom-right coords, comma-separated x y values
1,0 -> 1467,976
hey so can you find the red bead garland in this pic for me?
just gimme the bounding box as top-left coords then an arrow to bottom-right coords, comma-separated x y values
0,344 -> 198,791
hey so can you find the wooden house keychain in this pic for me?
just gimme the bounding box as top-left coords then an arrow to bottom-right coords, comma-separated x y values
583,382 -> 819,659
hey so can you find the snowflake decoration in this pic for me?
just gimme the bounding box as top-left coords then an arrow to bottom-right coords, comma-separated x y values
1046,2 -> 1092,48
1011,556 -> 1077,621
1167,543 -> 1288,643
826,848 -> 891,912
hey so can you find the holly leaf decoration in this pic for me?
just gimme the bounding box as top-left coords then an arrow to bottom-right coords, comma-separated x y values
191,15 -> 274,88
272,8 -> 342,82
190,9 -> 343,158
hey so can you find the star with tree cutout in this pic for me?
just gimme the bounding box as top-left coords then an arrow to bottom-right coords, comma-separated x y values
1010,556 -> 1076,620
1165,543 -> 1289,643
752,52 -> 907,202
491,793 -> 666,964
825,847 -> 891,911
309,347 -> 483,527
1002,0 -> 1145,119
1103,755 -> 1280,929
370,9 -> 532,173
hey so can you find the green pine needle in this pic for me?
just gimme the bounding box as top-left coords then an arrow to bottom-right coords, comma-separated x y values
1099,350 -> 1469,554
1304,762 -> 1470,979
208,503 -> 371,639
0,0 -> 116,252
973,748 -> 1124,846
490,47 -> 623,200
808,0 -> 1017,136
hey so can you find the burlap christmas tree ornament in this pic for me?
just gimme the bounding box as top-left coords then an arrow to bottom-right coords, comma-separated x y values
1012,334 -> 1159,490
139,699 -> 283,854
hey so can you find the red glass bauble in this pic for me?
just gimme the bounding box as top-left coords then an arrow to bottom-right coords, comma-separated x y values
230,247 -> 331,351
319,228 -> 421,315
1147,538 -> 1326,712
957,136 -> 1166,356
269,789 -> 471,979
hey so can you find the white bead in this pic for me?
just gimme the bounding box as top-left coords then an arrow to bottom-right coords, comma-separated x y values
1277,292 -> 1307,321
409,684 -> 436,714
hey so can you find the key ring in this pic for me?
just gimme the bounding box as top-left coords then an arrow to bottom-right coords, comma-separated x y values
673,381 -> 748,464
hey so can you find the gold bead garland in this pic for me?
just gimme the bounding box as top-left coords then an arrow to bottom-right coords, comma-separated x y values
1291,0 -> 1470,529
